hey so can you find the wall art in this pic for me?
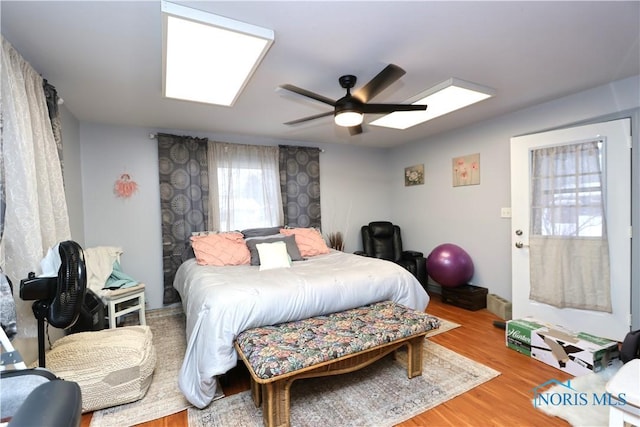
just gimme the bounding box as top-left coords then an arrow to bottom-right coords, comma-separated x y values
405,164 -> 424,186
114,173 -> 139,198
452,153 -> 480,187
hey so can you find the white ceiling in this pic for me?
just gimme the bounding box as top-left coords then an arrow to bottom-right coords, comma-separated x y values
2,1 -> 639,148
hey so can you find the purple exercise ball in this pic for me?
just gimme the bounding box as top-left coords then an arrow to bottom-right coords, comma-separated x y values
426,243 -> 474,288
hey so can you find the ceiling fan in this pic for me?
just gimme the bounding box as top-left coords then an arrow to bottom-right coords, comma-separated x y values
280,64 -> 427,136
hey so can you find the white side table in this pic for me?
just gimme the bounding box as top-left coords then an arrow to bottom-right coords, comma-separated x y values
100,283 -> 146,329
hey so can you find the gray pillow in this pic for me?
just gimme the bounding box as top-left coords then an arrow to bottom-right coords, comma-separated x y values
245,234 -> 303,265
241,226 -> 283,238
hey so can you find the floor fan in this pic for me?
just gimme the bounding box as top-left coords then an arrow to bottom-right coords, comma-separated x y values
19,240 -> 87,367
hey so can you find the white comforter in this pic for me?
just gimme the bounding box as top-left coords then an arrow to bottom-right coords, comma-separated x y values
173,250 -> 429,408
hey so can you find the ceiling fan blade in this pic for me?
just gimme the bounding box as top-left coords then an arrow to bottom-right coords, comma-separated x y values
284,110 -> 334,125
279,84 -> 336,106
353,64 -> 406,103
360,103 -> 427,114
348,125 -> 363,136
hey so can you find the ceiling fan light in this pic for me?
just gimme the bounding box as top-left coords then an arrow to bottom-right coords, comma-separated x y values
334,111 -> 363,127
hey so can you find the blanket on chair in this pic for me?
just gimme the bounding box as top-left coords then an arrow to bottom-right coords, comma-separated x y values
83,246 -> 138,295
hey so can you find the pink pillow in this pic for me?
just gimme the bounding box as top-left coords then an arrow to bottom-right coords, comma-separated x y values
190,232 -> 250,266
280,228 -> 330,257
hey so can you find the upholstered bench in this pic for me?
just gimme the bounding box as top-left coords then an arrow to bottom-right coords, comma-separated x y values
235,301 -> 440,427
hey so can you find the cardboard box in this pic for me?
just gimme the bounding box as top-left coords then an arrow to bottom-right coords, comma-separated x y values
506,318 -> 619,376
506,318 -> 544,357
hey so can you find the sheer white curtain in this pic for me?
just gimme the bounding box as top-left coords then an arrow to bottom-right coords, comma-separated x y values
529,140 -> 611,312
207,142 -> 283,231
0,37 -> 71,338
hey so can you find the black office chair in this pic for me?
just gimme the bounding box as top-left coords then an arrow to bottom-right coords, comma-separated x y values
355,221 -> 428,288
2,374 -> 82,427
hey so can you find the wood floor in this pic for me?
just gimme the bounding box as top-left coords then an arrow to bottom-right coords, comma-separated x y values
81,294 -> 571,427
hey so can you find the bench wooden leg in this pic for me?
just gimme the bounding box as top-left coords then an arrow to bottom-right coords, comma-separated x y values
406,335 -> 426,378
250,377 -> 261,407
262,378 -> 294,427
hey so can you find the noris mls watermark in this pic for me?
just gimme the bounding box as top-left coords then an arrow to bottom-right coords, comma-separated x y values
532,379 -> 627,408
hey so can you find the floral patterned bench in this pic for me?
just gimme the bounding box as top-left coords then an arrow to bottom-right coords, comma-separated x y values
234,300 -> 440,427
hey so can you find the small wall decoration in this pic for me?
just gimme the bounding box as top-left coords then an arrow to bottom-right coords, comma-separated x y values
404,164 -> 424,186
326,231 -> 345,251
452,153 -> 480,187
114,173 -> 139,198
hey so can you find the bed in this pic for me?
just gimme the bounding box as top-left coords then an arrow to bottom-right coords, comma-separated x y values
173,247 -> 430,408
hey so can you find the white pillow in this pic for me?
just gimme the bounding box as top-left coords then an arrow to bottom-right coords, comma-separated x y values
256,241 -> 292,271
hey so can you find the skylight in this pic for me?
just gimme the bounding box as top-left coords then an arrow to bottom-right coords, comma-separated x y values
161,1 -> 274,106
370,78 -> 495,130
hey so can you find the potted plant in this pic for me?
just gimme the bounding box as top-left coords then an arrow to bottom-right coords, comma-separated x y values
326,231 -> 345,251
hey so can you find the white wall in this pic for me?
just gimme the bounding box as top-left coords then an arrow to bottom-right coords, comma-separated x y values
60,104 -> 85,244
78,76 -> 639,314
320,143 -> 392,252
80,123 -> 164,308
390,75 -> 640,304
391,120 -> 510,295
79,126 -> 391,309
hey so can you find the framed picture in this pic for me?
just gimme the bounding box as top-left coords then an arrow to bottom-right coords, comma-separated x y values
405,164 -> 424,186
452,153 -> 480,187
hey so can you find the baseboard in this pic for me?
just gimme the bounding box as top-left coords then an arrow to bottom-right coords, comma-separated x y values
427,282 -> 442,295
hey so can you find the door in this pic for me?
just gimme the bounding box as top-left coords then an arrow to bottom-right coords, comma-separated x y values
511,119 -> 631,341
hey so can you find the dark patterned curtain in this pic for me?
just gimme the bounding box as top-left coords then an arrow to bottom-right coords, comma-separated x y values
158,133 -> 209,304
278,145 -> 321,228
43,80 -> 63,169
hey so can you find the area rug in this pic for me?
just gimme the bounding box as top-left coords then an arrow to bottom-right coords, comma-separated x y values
427,316 -> 459,336
534,360 -> 623,426
88,308 -> 459,427
187,340 -> 499,427
89,306 -> 191,427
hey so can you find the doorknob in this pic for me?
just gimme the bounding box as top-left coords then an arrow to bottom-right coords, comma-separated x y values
515,242 -> 529,249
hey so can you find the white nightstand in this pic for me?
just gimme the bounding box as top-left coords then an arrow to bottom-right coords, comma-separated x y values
100,283 -> 146,329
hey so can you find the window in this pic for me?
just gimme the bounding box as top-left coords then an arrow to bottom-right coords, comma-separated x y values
531,140 -> 605,238
208,142 -> 283,231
